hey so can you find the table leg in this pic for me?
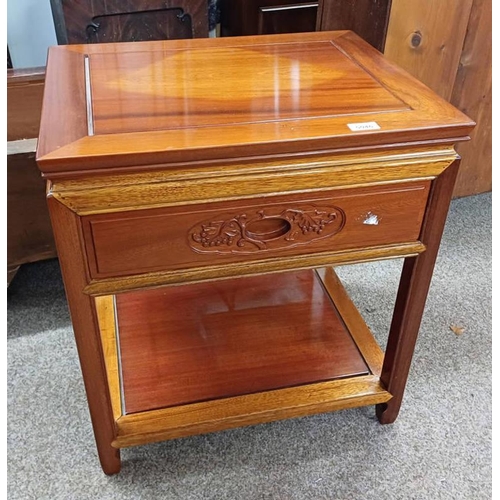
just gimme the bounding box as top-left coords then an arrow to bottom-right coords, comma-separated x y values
376,159 -> 460,424
47,197 -> 121,474
7,265 -> 20,286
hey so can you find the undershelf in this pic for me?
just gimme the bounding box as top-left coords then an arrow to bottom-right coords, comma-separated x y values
95,268 -> 391,448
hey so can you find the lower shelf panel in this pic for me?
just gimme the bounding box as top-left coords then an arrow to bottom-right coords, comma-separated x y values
113,374 -> 391,448
116,269 -> 370,414
95,267 -> 391,448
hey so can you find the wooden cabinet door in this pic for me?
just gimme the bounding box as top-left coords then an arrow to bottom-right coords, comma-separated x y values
7,68 -> 57,283
317,0 -> 392,51
50,0 -> 209,43
221,0 -> 318,36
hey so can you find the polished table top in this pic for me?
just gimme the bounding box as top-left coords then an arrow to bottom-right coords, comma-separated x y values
89,40 -> 407,134
37,31 -> 474,174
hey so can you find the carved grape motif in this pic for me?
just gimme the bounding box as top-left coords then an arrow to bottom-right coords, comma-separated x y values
189,204 -> 345,254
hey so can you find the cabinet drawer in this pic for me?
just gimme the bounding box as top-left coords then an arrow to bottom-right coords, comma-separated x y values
83,181 -> 430,280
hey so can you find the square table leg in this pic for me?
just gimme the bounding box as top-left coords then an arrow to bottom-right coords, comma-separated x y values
377,160 -> 460,424
47,196 -> 121,475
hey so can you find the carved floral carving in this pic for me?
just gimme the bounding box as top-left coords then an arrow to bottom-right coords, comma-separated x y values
189,204 -> 345,254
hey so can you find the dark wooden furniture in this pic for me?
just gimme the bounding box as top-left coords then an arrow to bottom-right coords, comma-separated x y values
220,0 -> 318,36
7,68 -> 56,285
221,0 -> 391,51
7,68 -> 45,142
36,31 -> 474,474
317,0 -> 392,52
50,0 -> 209,44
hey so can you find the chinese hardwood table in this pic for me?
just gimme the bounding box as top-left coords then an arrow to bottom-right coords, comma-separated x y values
36,31 -> 474,474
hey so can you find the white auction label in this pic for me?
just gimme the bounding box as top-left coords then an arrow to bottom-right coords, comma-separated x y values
347,121 -> 381,131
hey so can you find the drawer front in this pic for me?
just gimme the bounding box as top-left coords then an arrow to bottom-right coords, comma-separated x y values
83,181 -> 430,279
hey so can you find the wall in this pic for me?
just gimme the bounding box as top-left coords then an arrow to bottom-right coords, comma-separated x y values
7,0 -> 57,68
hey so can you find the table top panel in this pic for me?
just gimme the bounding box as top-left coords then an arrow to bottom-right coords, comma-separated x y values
89,41 -> 408,135
36,31 -> 474,174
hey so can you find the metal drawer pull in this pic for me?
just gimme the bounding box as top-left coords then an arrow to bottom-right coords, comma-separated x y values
260,2 -> 318,13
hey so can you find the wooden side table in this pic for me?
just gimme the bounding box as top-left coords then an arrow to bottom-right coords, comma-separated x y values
36,31 -> 474,474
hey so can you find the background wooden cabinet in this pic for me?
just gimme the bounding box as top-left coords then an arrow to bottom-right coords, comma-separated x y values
50,0 -> 209,43
220,0 -> 391,51
317,0 -> 392,52
7,68 -> 57,285
220,0 -> 318,37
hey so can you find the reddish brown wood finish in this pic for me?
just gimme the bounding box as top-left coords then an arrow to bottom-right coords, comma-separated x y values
37,48 -> 87,169
7,67 -> 45,141
7,68 -> 57,280
46,197 -> 120,474
83,181 -> 430,279
88,40 -> 406,135
116,270 -> 369,414
7,152 -> 57,273
36,32 -> 474,474
36,31 -> 474,174
376,160 -> 460,424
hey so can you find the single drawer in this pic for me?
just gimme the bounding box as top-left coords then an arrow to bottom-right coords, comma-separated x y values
83,181 -> 430,280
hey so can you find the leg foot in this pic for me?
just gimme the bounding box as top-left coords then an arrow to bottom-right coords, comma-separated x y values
99,446 -> 121,475
376,401 -> 400,424
7,265 -> 20,286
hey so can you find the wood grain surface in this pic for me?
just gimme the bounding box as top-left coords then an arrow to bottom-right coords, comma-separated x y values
7,67 -> 45,141
451,0 -> 491,197
36,31 -> 474,174
115,269 -> 369,414
384,0 -> 490,198
95,295 -> 122,421
376,160 -> 460,424
38,31 -> 473,472
48,144 -> 458,187
46,197 -> 121,474
316,268 -> 384,375
114,374 -> 391,447
51,0 -> 208,44
7,152 -> 57,272
89,40 -> 406,135
84,242 -> 426,296
317,0 -> 392,51
7,68 -> 56,277
384,0 -> 474,101
48,150 -> 452,214
83,181 -> 430,279
36,48 -> 87,167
